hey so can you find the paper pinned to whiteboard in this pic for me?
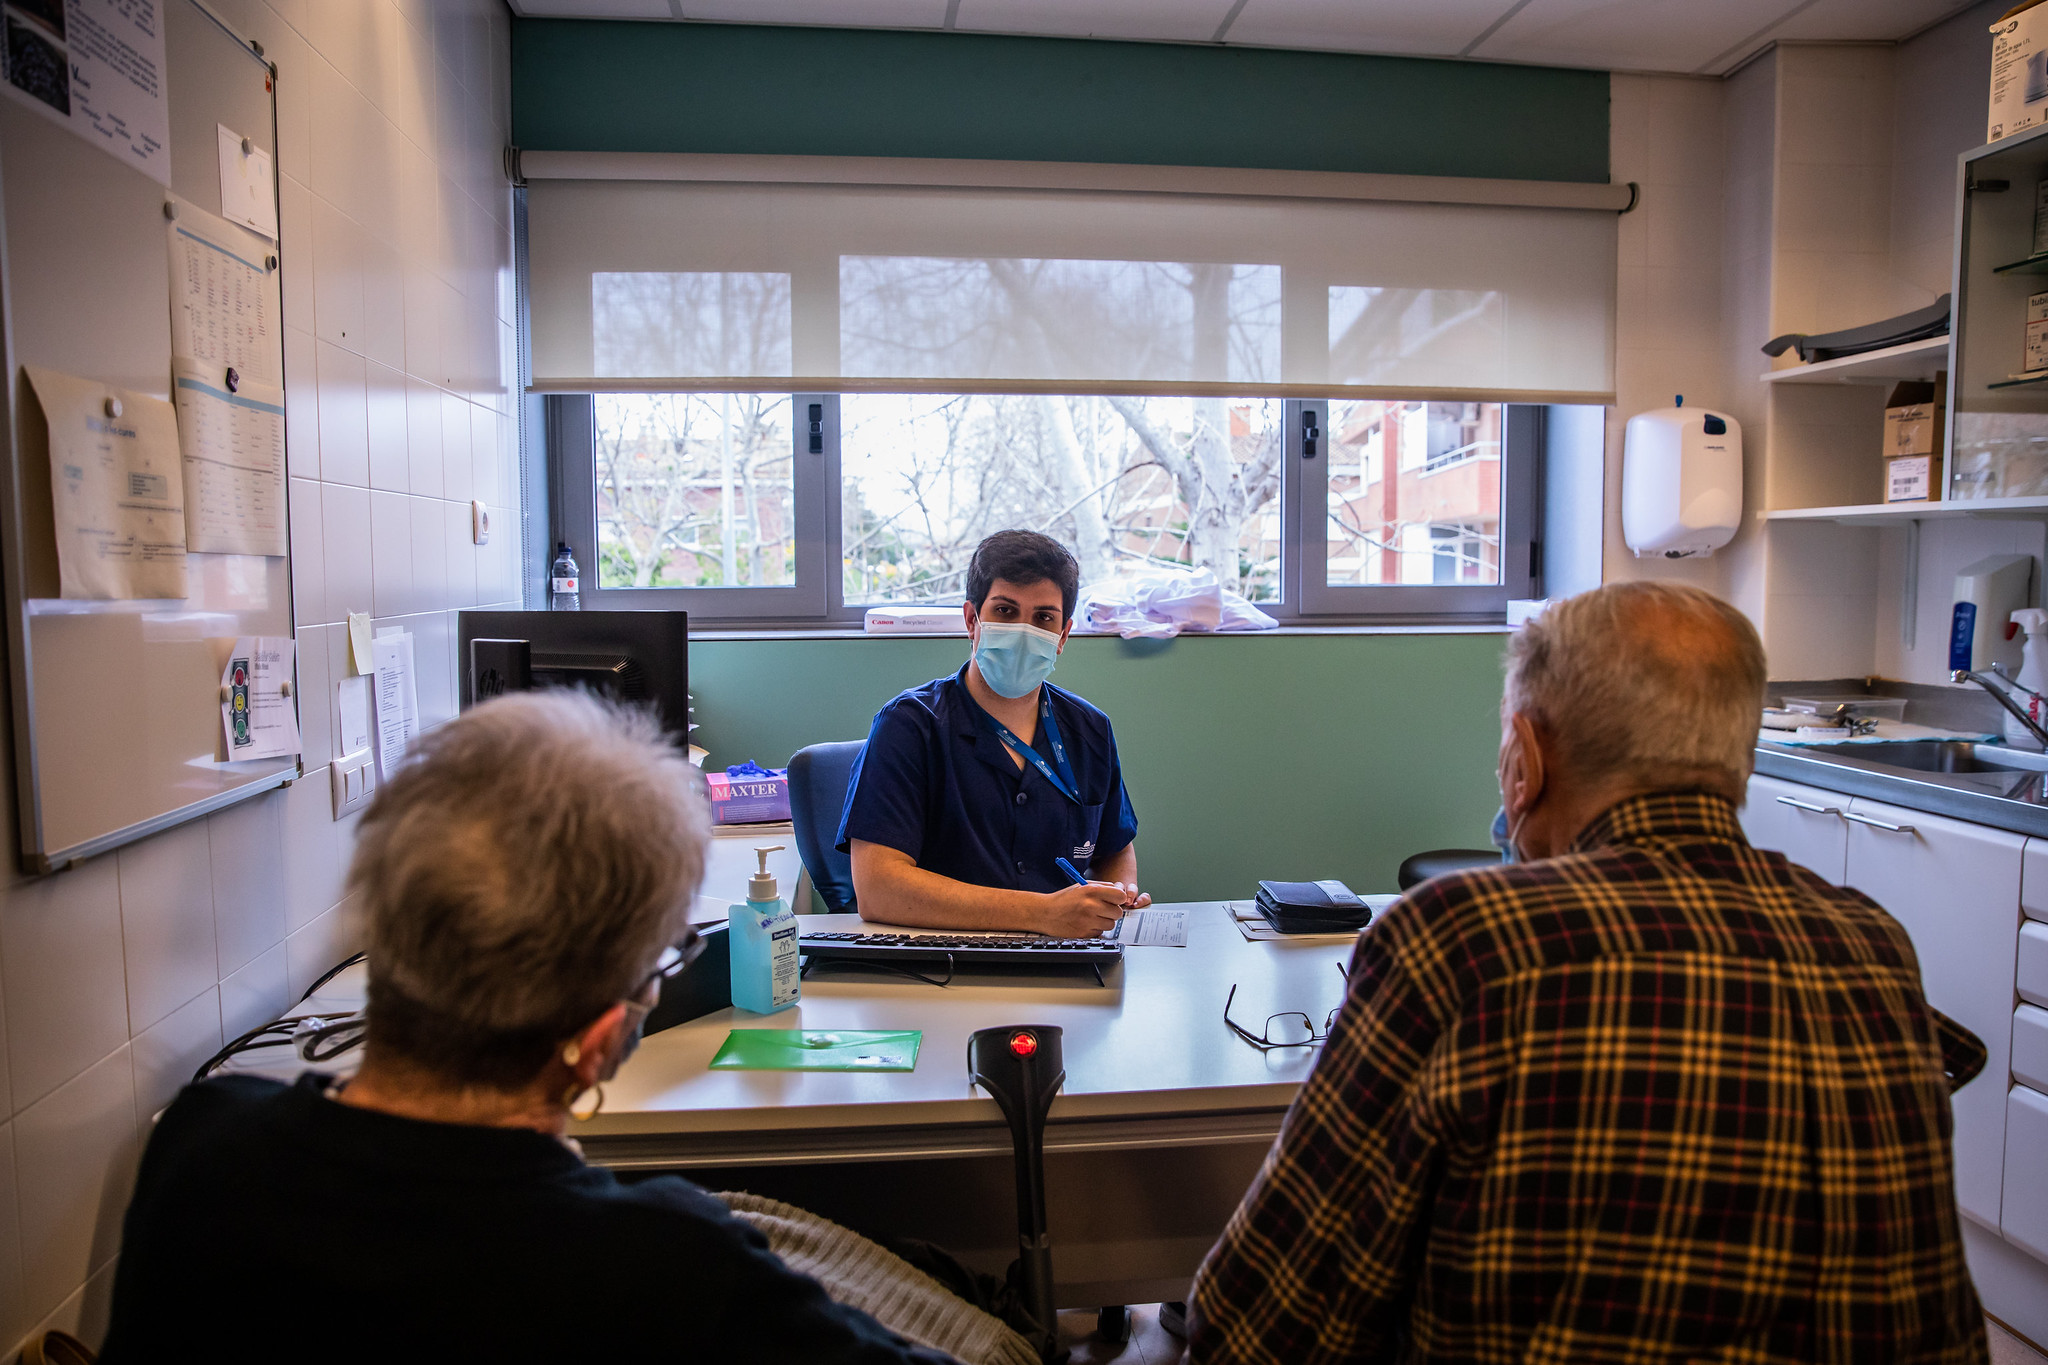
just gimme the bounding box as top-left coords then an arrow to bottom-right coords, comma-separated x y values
1,0 -> 171,185
215,124 -> 277,239
220,636 -> 299,761
166,196 -> 279,386
172,357 -> 286,556
26,364 -> 188,600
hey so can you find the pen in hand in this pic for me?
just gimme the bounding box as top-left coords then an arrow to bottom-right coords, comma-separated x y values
1056,856 -> 1135,928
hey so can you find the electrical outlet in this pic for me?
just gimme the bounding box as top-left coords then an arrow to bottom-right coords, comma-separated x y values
472,500 -> 489,545
331,746 -> 376,818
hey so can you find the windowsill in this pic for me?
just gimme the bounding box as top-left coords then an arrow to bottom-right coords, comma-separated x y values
690,622 -> 1516,641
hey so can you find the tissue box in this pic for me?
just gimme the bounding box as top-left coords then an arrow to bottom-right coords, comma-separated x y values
706,768 -> 791,824
1990,1 -> 2048,143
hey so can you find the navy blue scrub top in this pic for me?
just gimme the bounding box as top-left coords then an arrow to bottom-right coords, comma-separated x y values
836,664 -> 1139,894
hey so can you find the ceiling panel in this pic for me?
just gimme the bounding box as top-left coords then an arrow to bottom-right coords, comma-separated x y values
954,0 -> 1238,44
676,0 -> 948,24
1471,0 -> 1807,73
1757,0 -> 1981,49
510,0 -> 675,17
1224,0 -> 1516,57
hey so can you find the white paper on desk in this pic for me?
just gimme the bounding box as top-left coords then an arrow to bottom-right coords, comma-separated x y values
1117,909 -> 1188,947
26,365 -> 188,600
167,197 -> 279,385
172,358 -> 286,556
220,636 -> 300,761
371,633 -> 419,779
1,0 -> 171,186
216,124 -> 278,239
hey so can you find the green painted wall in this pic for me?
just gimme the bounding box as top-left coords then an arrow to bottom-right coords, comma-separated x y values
511,21 -> 1609,183
691,632 -> 1508,907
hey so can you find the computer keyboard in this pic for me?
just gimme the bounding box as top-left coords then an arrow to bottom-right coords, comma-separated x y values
798,931 -> 1123,969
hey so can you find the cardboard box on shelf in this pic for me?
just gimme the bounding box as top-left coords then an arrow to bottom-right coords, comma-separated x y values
1990,0 -> 2048,143
1883,376 -> 1945,458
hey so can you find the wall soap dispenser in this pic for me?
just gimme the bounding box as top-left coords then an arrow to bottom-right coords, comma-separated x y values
730,845 -> 800,1015
1950,553 -> 2033,677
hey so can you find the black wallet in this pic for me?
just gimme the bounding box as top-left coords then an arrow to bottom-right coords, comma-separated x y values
1255,879 -> 1373,934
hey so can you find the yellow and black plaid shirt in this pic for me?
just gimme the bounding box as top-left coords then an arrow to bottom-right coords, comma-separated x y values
1190,791 -> 1988,1364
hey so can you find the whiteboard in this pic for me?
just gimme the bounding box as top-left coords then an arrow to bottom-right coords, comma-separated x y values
0,0 -> 294,872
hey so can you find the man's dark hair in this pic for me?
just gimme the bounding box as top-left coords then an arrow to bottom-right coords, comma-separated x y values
966,530 -> 1081,622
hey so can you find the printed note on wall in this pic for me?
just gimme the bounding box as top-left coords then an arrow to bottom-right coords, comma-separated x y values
26,364 -> 188,600
1,0 -> 171,185
173,357 -> 285,556
166,196 -> 279,386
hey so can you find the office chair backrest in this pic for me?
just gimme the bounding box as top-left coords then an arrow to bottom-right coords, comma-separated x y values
786,741 -> 866,913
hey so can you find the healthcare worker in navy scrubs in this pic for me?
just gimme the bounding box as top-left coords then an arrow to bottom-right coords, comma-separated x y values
838,530 -> 1149,938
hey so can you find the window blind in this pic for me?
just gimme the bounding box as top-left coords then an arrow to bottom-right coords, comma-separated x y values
526,168 -> 1617,403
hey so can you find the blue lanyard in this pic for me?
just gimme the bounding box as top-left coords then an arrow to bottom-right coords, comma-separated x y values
977,689 -> 1081,805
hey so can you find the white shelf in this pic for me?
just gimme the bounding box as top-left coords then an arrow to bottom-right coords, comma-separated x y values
1758,336 -> 1950,385
1760,494 -> 2048,526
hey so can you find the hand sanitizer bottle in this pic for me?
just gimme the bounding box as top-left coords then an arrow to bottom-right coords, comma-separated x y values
2006,609 -> 2048,750
730,845 -> 799,1014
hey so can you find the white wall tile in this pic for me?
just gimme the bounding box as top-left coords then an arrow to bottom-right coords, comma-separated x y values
444,499 -> 478,609
280,778 -> 342,936
288,478 -> 325,626
277,173 -> 316,338
309,196 -> 363,353
369,490 -> 415,617
315,339 -> 369,487
362,235 -> 407,373
283,324 -> 320,482
2,861 -> 126,1115
129,989 -> 219,1123
405,378 -> 444,498
413,610 -> 454,729
0,1122 -> 25,1350
322,483 -> 373,623
114,824 -> 216,1037
14,1048 -> 135,1321
219,943 -> 288,1044
296,624 -> 334,773
410,496 -> 448,611
469,399 -> 499,505
441,391 -> 473,502
286,898 -> 364,1001
27,1258 -> 117,1358
365,360 -> 409,493
209,794 -> 287,980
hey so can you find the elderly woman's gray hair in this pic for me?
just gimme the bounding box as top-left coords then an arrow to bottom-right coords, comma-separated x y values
348,690 -> 710,1088
1505,581 -> 1766,797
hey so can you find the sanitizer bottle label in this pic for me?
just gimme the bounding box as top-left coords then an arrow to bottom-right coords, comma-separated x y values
769,922 -> 800,1007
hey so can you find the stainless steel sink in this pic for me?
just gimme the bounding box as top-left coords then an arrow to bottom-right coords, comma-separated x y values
1796,740 -> 2048,775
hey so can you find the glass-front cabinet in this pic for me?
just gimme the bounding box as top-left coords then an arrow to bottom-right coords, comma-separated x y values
1953,120 -> 2048,502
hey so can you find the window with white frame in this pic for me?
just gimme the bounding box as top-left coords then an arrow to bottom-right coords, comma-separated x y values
527,168 -> 1612,623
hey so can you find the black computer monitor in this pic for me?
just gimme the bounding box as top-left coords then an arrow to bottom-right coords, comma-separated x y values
455,610 -> 690,740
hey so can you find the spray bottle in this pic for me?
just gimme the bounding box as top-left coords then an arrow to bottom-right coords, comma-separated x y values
729,845 -> 800,1014
2006,609 -> 2048,751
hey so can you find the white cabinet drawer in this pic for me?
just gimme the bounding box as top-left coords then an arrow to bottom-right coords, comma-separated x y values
2004,1085 -> 2048,1262
1742,775 -> 1847,884
2024,921 -> 2048,1009
2017,1005 -> 2048,1094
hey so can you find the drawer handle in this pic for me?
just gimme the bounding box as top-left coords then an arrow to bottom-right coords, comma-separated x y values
1775,796 -> 1842,816
1843,811 -> 1916,833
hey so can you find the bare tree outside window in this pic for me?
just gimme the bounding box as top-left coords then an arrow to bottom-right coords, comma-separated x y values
593,394 -> 794,588
842,394 -> 1283,605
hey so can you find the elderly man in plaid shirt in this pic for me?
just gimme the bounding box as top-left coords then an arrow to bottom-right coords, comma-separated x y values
1188,581 -> 1989,1364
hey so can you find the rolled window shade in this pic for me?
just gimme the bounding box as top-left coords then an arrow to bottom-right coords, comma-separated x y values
527,177 -> 1616,402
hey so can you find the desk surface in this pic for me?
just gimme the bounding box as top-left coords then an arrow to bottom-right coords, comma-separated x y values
579,902 -> 1357,1165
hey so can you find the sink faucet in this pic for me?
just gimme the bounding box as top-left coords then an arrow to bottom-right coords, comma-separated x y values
1951,669 -> 2048,749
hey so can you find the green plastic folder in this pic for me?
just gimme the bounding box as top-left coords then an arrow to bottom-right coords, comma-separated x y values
709,1029 -> 922,1072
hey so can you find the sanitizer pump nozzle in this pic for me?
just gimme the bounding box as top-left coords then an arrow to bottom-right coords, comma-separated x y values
748,845 -> 783,903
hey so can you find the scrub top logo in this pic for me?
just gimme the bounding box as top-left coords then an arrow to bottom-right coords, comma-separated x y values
228,658 -> 251,748
1072,839 -> 1095,860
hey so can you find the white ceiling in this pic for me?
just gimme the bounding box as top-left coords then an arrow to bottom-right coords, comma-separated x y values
505,0 -> 1985,76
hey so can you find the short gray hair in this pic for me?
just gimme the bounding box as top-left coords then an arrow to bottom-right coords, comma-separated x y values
1505,582 -> 1765,796
349,690 -> 710,1088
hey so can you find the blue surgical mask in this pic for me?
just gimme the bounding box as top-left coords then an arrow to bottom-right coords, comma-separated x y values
974,621 -> 1062,699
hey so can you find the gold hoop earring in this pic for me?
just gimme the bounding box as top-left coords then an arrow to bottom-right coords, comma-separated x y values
567,1084 -> 605,1122
562,1040 -> 582,1066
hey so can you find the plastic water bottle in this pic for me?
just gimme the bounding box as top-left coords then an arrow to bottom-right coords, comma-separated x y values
549,542 -> 580,611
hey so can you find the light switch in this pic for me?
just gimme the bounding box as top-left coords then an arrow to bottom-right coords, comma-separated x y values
330,746 -> 376,819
